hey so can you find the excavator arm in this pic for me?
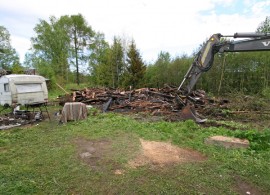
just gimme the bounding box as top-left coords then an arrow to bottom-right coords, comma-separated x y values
178,32 -> 270,94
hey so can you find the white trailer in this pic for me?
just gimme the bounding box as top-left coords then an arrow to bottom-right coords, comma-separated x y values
0,74 -> 48,106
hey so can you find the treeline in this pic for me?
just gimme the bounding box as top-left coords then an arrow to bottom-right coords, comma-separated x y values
149,51 -> 270,96
1,15 -> 270,96
25,14 -> 146,89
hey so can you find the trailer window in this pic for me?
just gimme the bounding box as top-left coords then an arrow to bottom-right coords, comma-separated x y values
16,84 -> 42,93
4,83 -> 9,92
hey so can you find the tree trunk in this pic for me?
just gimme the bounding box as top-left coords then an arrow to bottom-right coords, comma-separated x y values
218,55 -> 226,96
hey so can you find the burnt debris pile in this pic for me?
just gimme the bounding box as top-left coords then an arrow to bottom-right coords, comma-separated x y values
58,86 -> 229,122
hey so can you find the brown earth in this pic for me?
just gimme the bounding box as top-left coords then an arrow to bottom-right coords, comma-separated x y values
74,137 -> 206,171
128,139 -> 207,168
73,138 -> 115,171
233,175 -> 263,195
73,137 -> 263,194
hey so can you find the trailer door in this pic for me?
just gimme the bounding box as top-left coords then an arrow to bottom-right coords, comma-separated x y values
0,82 -> 12,105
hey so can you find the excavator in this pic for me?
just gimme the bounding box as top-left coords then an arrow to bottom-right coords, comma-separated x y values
178,32 -> 270,122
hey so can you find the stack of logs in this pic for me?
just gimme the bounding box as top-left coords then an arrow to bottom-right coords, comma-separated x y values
58,86 -> 229,121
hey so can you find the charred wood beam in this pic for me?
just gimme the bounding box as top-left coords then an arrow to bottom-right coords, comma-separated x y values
103,98 -> 113,112
145,91 -> 175,99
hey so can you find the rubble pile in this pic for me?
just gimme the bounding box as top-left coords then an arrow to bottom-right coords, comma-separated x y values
0,110 -> 43,130
58,86 -> 229,121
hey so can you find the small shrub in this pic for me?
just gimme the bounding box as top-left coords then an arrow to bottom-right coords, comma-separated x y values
234,129 -> 270,150
261,87 -> 270,99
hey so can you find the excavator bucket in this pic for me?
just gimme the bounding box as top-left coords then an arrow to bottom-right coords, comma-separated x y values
180,104 -> 207,123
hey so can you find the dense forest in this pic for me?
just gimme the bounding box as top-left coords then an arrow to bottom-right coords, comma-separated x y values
1,15 -> 270,97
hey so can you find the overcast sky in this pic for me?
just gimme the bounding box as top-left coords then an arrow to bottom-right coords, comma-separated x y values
1,0 -> 270,64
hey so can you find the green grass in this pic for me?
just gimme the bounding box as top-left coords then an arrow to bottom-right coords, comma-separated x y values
1,110 -> 270,194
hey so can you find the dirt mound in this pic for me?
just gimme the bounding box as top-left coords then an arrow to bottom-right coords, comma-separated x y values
128,139 -> 206,167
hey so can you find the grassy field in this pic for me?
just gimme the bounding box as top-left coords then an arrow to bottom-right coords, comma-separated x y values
0,107 -> 270,194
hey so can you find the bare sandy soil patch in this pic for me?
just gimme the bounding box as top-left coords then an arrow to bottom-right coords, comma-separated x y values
128,139 -> 207,168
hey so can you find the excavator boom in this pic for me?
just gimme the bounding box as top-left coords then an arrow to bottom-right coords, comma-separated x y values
178,32 -> 270,122
179,32 -> 270,94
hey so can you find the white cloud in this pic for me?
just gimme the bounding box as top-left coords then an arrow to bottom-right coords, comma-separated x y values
1,0 -> 270,64
251,0 -> 270,15
11,36 -> 31,57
